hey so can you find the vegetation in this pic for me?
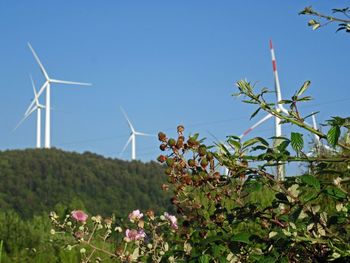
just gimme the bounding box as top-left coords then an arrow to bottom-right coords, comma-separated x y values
300,6 -> 350,33
0,148 -> 172,219
49,80 -> 350,262
1,5 -> 349,263
0,149 -> 172,262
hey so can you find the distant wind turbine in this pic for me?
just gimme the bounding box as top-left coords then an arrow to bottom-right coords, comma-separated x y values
239,40 -> 291,180
120,107 -> 154,160
14,75 -> 45,148
25,42 -> 92,149
239,40 -> 324,180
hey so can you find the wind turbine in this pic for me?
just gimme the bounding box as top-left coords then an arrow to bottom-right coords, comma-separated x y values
120,107 -> 154,160
307,114 -> 335,156
14,75 -> 45,148
25,43 -> 92,149
239,40 -> 290,180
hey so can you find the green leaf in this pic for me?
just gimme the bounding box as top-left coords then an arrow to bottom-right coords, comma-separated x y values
300,174 -> 320,190
277,140 -> 290,152
326,187 -> 347,200
290,132 -> 304,153
243,137 -> 269,149
296,80 -> 311,97
250,107 -> 261,119
296,96 -> 312,102
327,126 -> 340,147
232,232 -> 251,244
227,138 -> 241,151
275,192 -> 289,203
199,255 -> 210,263
279,100 -> 293,104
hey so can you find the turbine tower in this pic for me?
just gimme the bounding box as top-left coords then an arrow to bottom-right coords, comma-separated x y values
25,43 -> 91,149
14,75 -> 45,148
120,107 -> 154,160
240,40 -> 290,180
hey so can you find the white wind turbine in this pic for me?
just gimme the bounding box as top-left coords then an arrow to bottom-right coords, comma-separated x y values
25,43 -> 92,149
307,114 -> 335,156
239,40 -> 293,180
239,40 -> 324,180
120,107 -> 154,160
14,75 -> 45,148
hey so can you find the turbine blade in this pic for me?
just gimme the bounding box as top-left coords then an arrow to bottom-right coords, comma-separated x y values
27,42 -> 49,80
25,81 -> 48,115
134,132 -> 155,137
120,135 -> 132,157
269,39 -> 283,103
120,106 -> 135,133
50,79 -> 92,86
13,107 -> 36,131
240,113 -> 273,138
29,74 -> 40,106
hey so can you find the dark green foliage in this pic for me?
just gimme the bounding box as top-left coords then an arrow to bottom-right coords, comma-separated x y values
0,148 -> 172,219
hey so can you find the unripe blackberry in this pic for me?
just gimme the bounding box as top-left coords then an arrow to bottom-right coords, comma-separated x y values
206,152 -> 214,160
157,155 -> 167,163
166,158 -> 175,167
198,145 -> 207,156
159,144 -> 167,151
187,137 -> 197,147
200,158 -> 208,168
188,159 -> 196,167
165,168 -> 172,175
167,138 -> 176,147
158,132 -> 167,142
176,138 -> 184,149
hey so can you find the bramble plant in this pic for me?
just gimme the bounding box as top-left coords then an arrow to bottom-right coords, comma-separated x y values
299,6 -> 350,33
49,6 -> 350,262
50,79 -> 350,262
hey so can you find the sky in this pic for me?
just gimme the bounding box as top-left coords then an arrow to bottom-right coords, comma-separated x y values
0,1 -> 349,164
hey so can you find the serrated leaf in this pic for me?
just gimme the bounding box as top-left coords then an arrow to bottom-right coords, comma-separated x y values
327,126 -> 340,147
300,174 -> 320,190
232,232 -> 251,244
326,187 -> 347,200
296,80 -> 311,97
291,132 -> 304,153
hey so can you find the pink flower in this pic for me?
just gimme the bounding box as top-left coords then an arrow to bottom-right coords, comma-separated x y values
128,209 -> 143,222
71,210 -> 88,223
125,229 -> 146,242
164,212 -> 178,230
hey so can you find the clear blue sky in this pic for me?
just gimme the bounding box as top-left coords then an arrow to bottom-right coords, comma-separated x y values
1,1 -> 349,162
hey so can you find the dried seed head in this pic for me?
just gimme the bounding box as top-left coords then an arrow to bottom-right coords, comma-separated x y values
158,132 -> 167,142
177,125 -> 185,134
198,145 -> 207,156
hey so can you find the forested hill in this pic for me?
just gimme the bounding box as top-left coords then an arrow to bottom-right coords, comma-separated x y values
0,149 -> 171,219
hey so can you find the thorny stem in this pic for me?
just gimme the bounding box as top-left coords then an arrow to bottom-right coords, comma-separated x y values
245,86 -> 350,151
81,240 -> 118,259
306,9 -> 350,24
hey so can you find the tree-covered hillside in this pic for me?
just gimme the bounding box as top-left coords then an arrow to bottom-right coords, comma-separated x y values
0,149 -> 171,219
